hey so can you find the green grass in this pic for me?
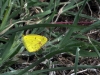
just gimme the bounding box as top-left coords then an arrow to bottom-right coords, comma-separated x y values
0,0 -> 100,75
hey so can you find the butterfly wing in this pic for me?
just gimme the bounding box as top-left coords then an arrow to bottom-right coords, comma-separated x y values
22,34 -> 47,52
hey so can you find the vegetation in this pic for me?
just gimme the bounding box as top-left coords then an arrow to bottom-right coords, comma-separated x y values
0,0 -> 100,75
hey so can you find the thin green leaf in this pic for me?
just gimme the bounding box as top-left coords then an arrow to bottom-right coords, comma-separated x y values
74,47 -> 80,75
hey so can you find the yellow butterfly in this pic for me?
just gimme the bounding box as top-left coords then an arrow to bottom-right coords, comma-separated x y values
22,34 -> 48,52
